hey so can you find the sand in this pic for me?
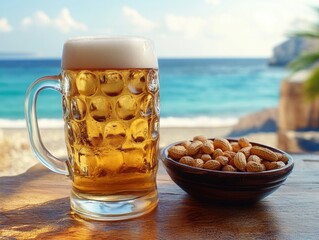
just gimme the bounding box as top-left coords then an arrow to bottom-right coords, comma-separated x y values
0,126 -> 277,177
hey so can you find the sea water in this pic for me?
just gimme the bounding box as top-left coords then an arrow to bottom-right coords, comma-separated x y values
0,58 -> 287,128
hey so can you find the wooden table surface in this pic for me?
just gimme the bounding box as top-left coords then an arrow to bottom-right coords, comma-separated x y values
1,155 -> 319,240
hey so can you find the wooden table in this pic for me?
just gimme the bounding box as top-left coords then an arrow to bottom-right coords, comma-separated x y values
1,155 -> 319,240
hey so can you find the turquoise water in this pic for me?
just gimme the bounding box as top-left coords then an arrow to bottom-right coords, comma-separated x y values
0,58 -> 287,127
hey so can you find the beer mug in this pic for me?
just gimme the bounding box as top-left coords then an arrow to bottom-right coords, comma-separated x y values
25,36 -> 160,221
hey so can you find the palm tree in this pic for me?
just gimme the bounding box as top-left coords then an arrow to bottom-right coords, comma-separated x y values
288,7 -> 319,100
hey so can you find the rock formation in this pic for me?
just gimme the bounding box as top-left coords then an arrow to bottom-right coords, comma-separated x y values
228,108 -> 277,137
269,37 -> 317,66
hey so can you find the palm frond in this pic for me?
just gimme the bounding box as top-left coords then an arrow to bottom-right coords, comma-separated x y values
288,6 -> 319,39
290,31 -> 319,39
288,52 -> 319,71
303,67 -> 319,100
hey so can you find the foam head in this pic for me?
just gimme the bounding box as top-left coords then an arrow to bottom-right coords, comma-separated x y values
62,36 -> 158,70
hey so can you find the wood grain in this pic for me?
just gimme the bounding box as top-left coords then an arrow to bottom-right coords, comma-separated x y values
1,156 -> 319,240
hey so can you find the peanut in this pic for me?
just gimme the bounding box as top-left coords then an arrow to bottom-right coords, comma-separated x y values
224,150 -> 236,160
215,156 -> 229,166
276,152 -> 289,164
213,148 -> 223,159
213,138 -> 232,151
267,161 -> 286,170
222,165 -> 237,172
234,152 -> 246,172
187,140 -> 203,155
194,159 -> 204,168
201,154 -> 212,162
230,142 -> 241,152
238,137 -> 250,148
246,161 -> 265,172
250,146 -> 278,162
180,141 -> 191,149
203,160 -> 221,170
247,155 -> 262,163
168,145 -> 187,160
179,156 -> 195,166
239,146 -> 252,158
201,140 -> 214,154
193,135 -> 208,142
261,160 -> 271,170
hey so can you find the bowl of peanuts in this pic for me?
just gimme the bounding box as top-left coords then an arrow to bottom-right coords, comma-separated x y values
160,136 -> 294,204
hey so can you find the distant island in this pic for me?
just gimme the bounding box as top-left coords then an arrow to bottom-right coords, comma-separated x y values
269,37 -> 317,66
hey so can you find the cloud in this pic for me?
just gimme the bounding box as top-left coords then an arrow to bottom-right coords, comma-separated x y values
165,15 -> 206,38
205,0 -> 221,5
35,11 -> 51,26
54,8 -> 86,32
20,8 -> 86,33
162,9 -> 300,57
21,17 -> 32,27
122,6 -> 158,31
0,18 -> 12,32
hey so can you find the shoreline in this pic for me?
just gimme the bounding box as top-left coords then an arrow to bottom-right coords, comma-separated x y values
0,116 -> 239,129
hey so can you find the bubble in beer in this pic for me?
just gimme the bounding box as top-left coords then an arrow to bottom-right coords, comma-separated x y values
90,133 -> 104,147
99,150 -> 124,172
152,119 -> 159,140
89,96 -> 112,122
66,122 -> 75,146
100,71 -> 124,96
71,97 -> 87,121
63,70 -> 78,95
140,94 -> 153,117
62,96 -> 69,118
77,148 -> 97,176
85,118 -> 105,146
131,118 -> 148,143
104,121 -> 126,148
147,70 -> 159,93
115,95 -> 137,120
144,143 -> 156,169
128,70 -> 146,95
76,71 -> 98,96
155,94 -> 160,117
76,121 -> 89,145
123,148 -> 145,169
70,121 -> 81,145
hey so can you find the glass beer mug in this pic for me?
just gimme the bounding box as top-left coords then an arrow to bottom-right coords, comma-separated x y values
25,36 -> 160,221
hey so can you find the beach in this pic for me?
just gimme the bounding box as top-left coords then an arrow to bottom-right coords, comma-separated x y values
0,124 -> 277,177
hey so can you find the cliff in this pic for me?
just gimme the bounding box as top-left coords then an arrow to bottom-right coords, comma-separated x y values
269,37 -> 317,66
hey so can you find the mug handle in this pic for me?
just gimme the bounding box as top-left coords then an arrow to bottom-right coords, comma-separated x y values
25,75 -> 69,176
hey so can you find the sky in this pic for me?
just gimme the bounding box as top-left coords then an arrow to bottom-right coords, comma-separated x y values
0,0 -> 318,58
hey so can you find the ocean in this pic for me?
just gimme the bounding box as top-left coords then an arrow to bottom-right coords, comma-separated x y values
0,58 -> 287,128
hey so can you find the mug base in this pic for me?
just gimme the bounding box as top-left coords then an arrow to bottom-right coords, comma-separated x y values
70,189 -> 158,221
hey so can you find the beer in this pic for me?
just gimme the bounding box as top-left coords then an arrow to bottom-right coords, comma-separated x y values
62,68 -> 159,199
26,36 -> 160,220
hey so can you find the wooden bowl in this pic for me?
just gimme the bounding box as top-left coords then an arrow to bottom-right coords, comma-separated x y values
160,139 -> 294,204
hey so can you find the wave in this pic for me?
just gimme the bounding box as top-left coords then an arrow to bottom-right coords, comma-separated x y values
0,118 -> 64,128
0,116 -> 238,129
